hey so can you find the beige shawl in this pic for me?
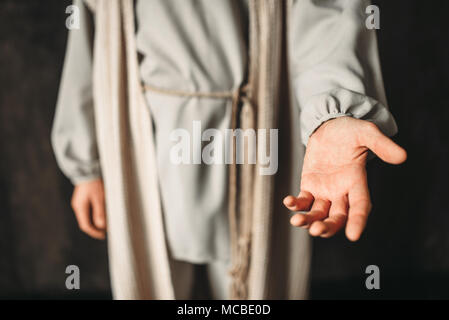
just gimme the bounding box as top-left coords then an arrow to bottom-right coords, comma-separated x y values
85,0 -> 311,300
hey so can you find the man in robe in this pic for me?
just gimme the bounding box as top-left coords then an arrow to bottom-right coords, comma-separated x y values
52,0 -> 406,299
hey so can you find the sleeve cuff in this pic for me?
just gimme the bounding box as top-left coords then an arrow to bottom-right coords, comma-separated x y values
70,172 -> 102,186
299,88 -> 398,146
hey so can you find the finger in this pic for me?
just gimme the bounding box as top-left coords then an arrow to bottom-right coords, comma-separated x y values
73,198 -> 105,240
309,221 -> 327,237
92,196 -> 107,231
292,198 -> 330,229
360,123 -> 407,164
346,183 -> 372,242
283,190 -> 314,212
320,198 -> 348,238
291,203 -> 328,227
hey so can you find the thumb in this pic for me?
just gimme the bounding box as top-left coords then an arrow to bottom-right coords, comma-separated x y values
361,123 -> 407,165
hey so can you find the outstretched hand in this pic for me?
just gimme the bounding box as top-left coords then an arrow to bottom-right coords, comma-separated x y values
283,117 -> 407,241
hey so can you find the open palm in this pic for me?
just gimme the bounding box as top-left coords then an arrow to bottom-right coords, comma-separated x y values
283,117 -> 407,241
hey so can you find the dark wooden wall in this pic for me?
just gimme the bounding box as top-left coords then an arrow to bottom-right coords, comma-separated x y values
0,0 -> 110,299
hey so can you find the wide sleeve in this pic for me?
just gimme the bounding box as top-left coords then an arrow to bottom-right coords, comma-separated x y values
51,0 -> 100,185
289,0 -> 398,146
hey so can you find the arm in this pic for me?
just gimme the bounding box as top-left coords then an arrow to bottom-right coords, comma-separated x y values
51,0 -> 105,239
284,0 -> 406,241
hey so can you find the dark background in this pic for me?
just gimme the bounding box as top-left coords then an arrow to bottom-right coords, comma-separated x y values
0,0 -> 448,299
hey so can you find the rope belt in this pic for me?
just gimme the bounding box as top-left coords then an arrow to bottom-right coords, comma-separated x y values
142,83 -> 255,299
